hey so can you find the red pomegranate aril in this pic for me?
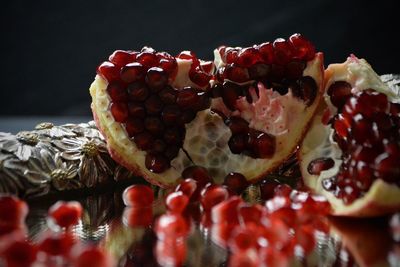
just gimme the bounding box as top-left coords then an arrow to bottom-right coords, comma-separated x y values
211,196 -> 243,224
107,82 -> 127,102
236,47 -> 262,68
121,62 -> 144,83
182,165 -> 212,187
123,206 -> 153,227
127,102 -> 146,118
144,95 -> 164,115
109,50 -> 136,66
211,222 -> 237,248
159,86 -> 177,104
307,157 -> 335,175
259,179 -> 280,200
175,179 -> 197,199
146,67 -> 168,92
333,113 -> 351,139
2,240 -> 38,267
390,213 -> 400,242
155,239 -> 187,267
73,246 -> 112,267
137,52 -> 159,68
125,118 -> 144,137
272,38 -> 293,65
133,131 -> 153,150
258,42 -> 275,64
48,201 -> 82,229
375,153 -> 400,183
289,33 -> 316,61
0,195 -> 28,226
97,61 -> 120,82
155,213 -> 189,240
285,60 -> 306,80
38,232 -> 75,256
228,226 -> 258,252
221,81 -> 242,110
165,191 -> 189,214
151,139 -> 166,153
127,82 -> 149,102
189,68 -> 211,87
224,65 -> 250,83
144,116 -> 164,136
226,116 -> 249,134
110,102 -> 128,122
178,110 -> 196,125
164,127 -> 182,145
252,132 -> 276,158
176,50 -> 197,60
223,172 -> 248,195
327,81 -> 352,109
159,58 -> 177,75
298,76 -> 317,106
200,185 -> 229,211
353,161 -> 374,190
225,48 -> 239,64
390,103 -> 400,116
200,60 -> 214,73
145,153 -> 169,173
162,105 -> 181,125
248,63 -> 271,80
274,184 -> 293,197
351,115 -> 374,145
269,64 -> 285,82
122,184 -> 154,207
228,134 -> 247,154
238,205 -> 263,225
176,88 -> 200,110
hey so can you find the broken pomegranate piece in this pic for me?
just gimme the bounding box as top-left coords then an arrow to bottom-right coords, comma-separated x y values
299,55 -> 400,216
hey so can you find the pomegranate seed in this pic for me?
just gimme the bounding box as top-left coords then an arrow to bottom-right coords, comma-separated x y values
176,88 -> 201,110
297,76 -> 317,106
260,247 -> 289,267
175,178 -> 198,199
228,134 -> 247,154
73,246 -> 113,267
0,195 -> 28,226
223,172 -> 248,195
259,179 -> 280,200
145,153 -> 169,173
285,60 -> 306,79
106,82 -> 127,102
127,82 -> 149,102
200,184 -> 229,211
150,139 -> 166,153
225,116 -> 249,134
307,157 -> 335,175
333,113 -> 351,139
123,206 -> 153,227
125,118 -> 144,137
164,127 -> 183,145
236,47 -> 262,67
133,131 -> 153,150
252,132 -> 276,158
109,50 -> 136,66
238,204 -> 263,225
248,63 -> 271,79
2,240 -> 38,267
155,239 -> 187,267
164,145 -> 180,160
144,95 -> 164,115
127,102 -> 146,118
211,196 -> 243,224
189,68 -> 211,87
146,67 -> 168,92
97,61 -> 120,82
224,65 -> 250,83
221,81 -> 242,110
327,81 -> 352,109
158,86 -> 177,104
144,116 -> 164,136
120,62 -> 144,83
375,153 -> 400,183
137,52 -> 159,68
274,184 -> 292,197
155,213 -> 189,240
110,102 -> 128,122
176,50 -> 197,60
258,42 -> 275,64
48,201 -> 82,229
228,226 -> 258,252
289,33 -> 316,61
162,105 -> 181,125
165,191 -> 189,214
295,227 -> 316,255
351,115 -> 374,145
122,184 -> 154,207
272,38 -> 293,65
159,57 -> 177,75
182,165 -> 212,187
200,61 -> 214,73
38,232 -> 75,256
210,222 -> 238,248
225,48 -> 239,64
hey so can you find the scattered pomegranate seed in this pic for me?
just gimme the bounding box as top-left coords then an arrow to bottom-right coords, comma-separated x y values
200,184 -> 229,211
0,195 -> 28,226
123,207 -> 153,227
182,165 -> 212,187
109,50 -> 136,67
1,240 -> 38,267
307,157 -> 335,175
47,201 -> 82,229
223,172 -> 249,195
122,184 -> 154,207
165,191 -> 189,214
155,213 -> 189,240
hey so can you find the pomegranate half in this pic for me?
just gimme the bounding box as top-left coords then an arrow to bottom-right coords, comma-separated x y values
299,55 -> 400,217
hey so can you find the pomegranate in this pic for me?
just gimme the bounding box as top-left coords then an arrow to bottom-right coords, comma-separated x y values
299,55 -> 400,216
89,34 -> 324,187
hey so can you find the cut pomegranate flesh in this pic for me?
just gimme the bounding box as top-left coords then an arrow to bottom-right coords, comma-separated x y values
97,48 -> 211,173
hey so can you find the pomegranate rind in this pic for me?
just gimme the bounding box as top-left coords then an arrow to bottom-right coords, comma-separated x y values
299,56 -> 400,217
185,53 -> 324,183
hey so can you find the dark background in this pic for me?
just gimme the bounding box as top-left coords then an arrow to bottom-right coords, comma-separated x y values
1,0 -> 398,117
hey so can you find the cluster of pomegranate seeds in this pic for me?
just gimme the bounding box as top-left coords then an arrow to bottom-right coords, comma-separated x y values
321,88 -> 400,204
97,47 -> 211,173
47,201 -> 83,230
213,34 -> 318,158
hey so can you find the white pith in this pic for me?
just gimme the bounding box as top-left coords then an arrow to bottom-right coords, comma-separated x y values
299,55 -> 400,216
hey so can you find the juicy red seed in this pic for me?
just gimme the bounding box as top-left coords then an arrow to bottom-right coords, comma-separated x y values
164,127 -> 183,144
225,49 -> 239,64
221,81 -> 242,110
272,38 -> 293,65
225,117 -> 249,134
127,102 -> 146,118
3,240 -> 38,267
223,172 -> 248,195
327,81 -> 352,109
228,134 -> 247,154
38,233 -> 75,256
74,246 -> 111,267
238,205 -> 263,225
224,65 -> 250,83
248,63 -> 271,79
155,239 -> 187,267
289,33 -> 316,61
200,185 -> 229,211
164,146 -> 180,160
182,166 -> 212,187
176,88 -> 200,110
236,47 -> 262,67
107,82 -> 127,102
145,153 -> 170,173
375,153 -> 400,183
121,62 -> 144,83
159,87 -> 177,104
48,201 -> 82,229
97,61 -> 120,82
258,42 -> 275,64
146,67 -> 168,92
285,60 -> 306,79
165,191 -> 189,214
109,50 -> 136,66
150,139 -> 166,153
297,76 -> 317,106
162,105 -> 181,125
155,213 -> 189,240
259,179 -> 280,200
123,206 -> 153,227
122,184 -> 154,207
175,179 -> 198,199
351,115 -> 374,145
189,68 -> 211,87
274,184 -> 292,197
229,227 -> 258,252
133,131 -> 153,150
211,196 -> 243,224
0,195 -> 28,226
390,103 -> 400,116
334,113 -> 351,139
110,102 -> 128,122
125,118 -> 144,137
178,110 -> 196,125
145,94 -> 164,115
252,132 -> 276,158
159,58 -> 178,74
200,61 -> 214,73
137,52 -> 159,68
144,117 -> 164,136
307,157 -> 335,175
127,82 -> 149,102
176,50 -> 197,60
269,64 -> 285,82
346,91 -> 389,117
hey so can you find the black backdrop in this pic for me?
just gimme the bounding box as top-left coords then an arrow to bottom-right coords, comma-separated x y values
1,0 -> 398,116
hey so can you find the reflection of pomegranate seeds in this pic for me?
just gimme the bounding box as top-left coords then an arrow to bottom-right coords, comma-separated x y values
73,246 -> 113,267
0,195 -> 28,226
155,213 -> 189,240
123,207 -> 153,227
223,172 -> 249,195
38,232 -> 75,256
122,184 -> 154,207
2,240 -> 38,267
